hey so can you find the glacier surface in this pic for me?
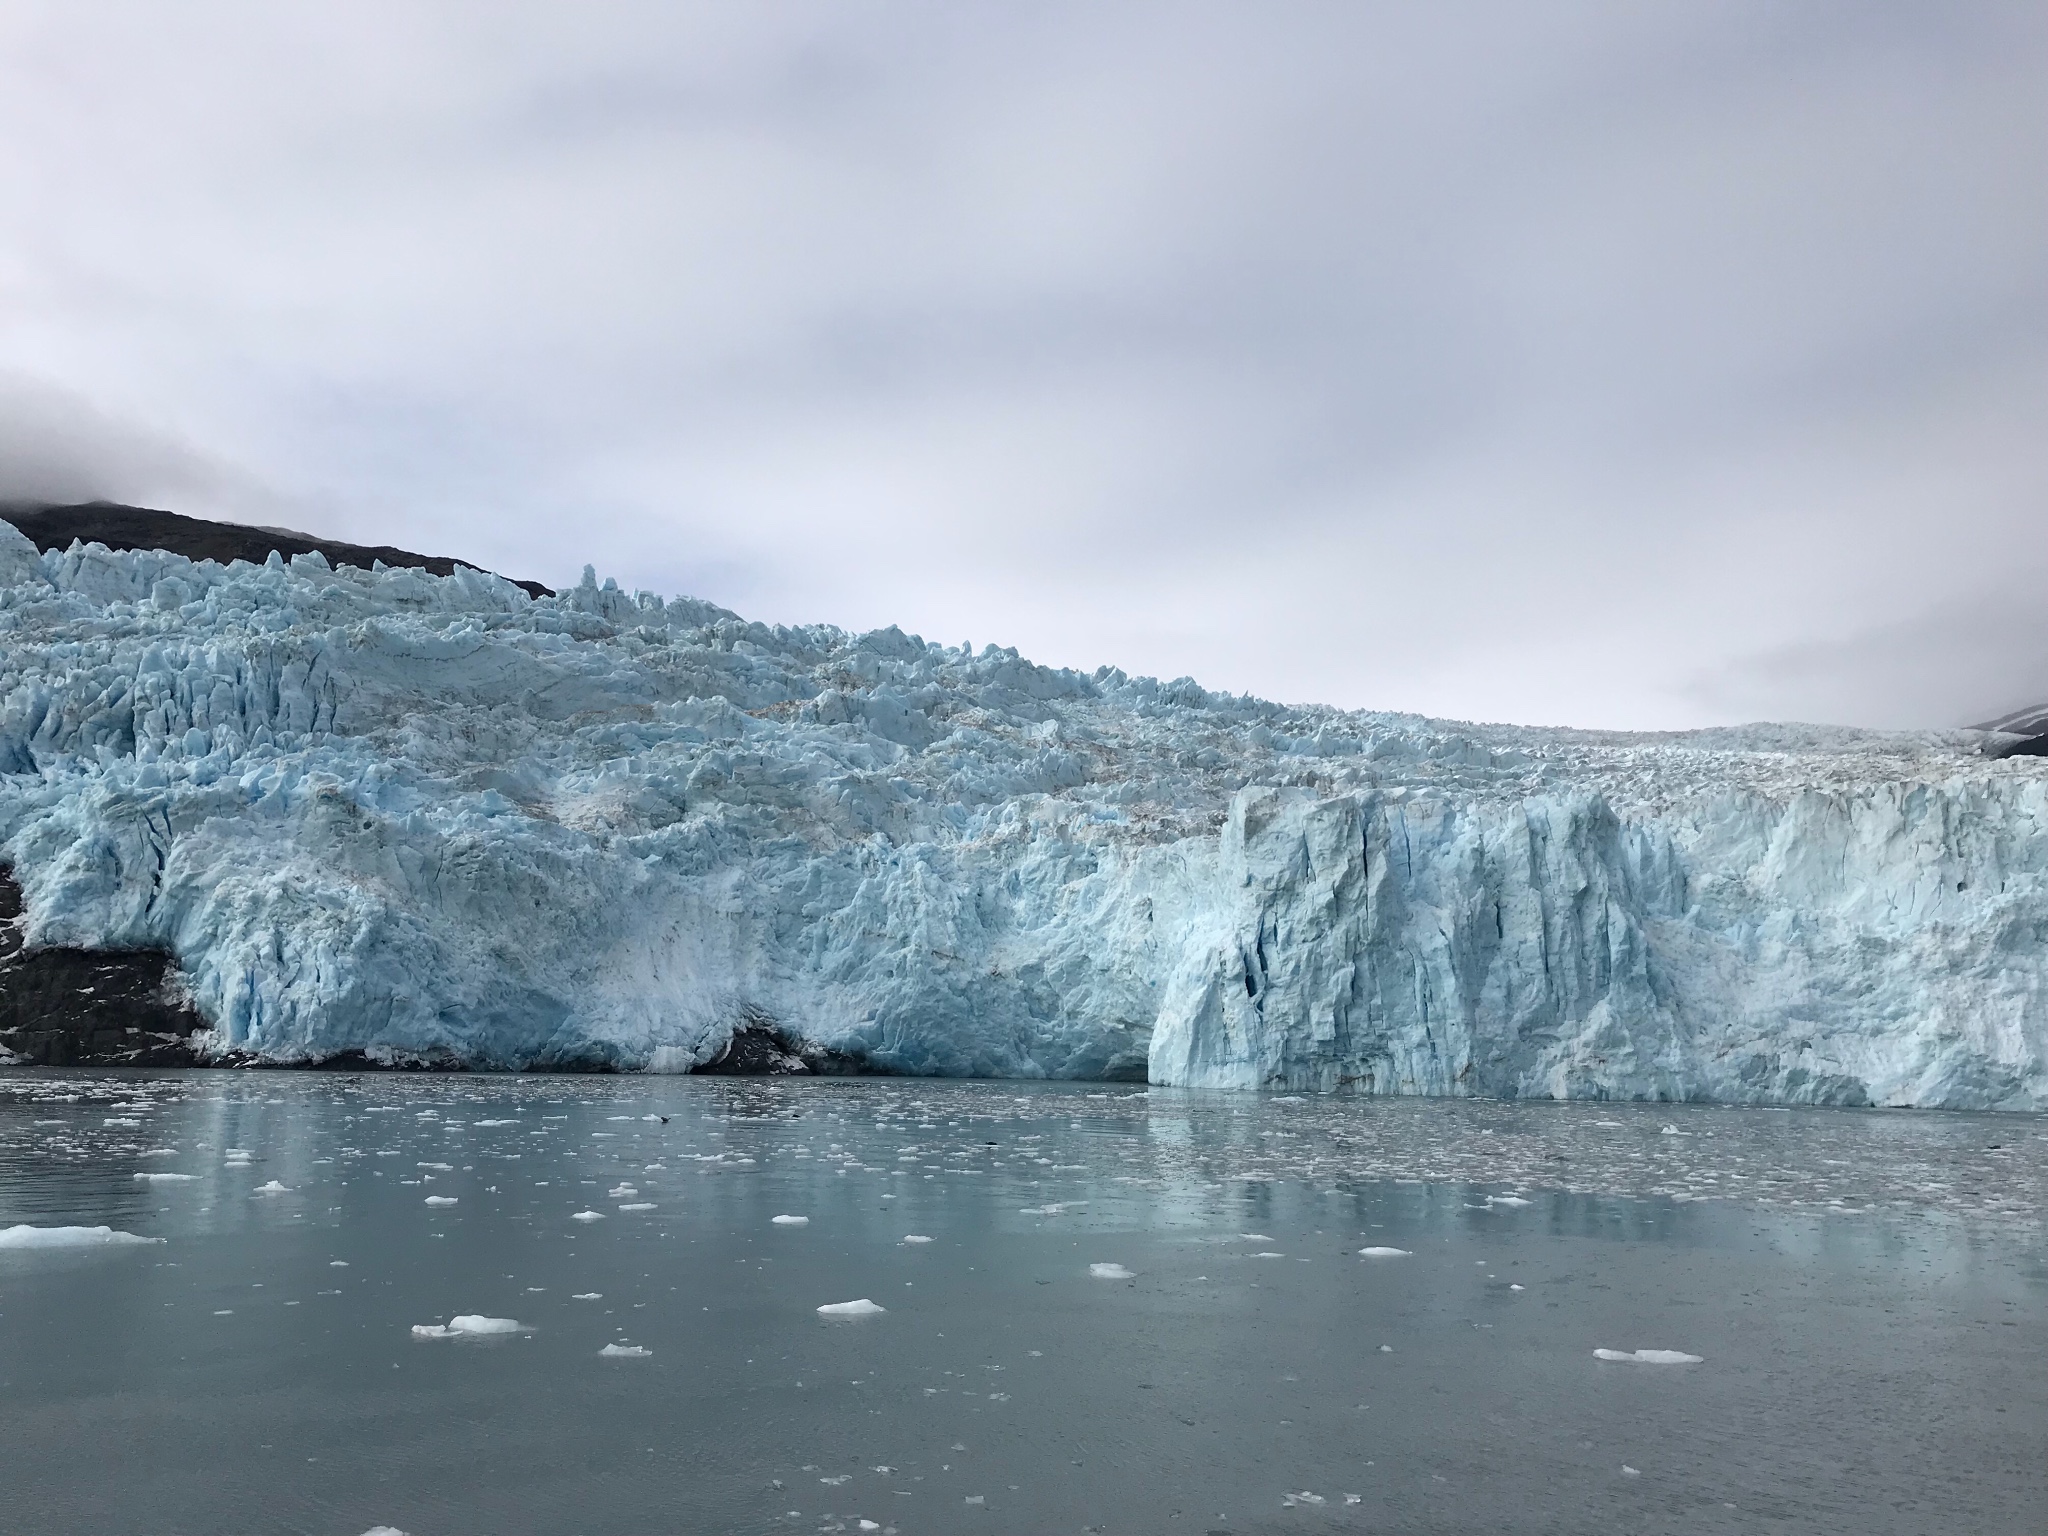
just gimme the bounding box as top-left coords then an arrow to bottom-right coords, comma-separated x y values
1,519 -> 2044,1107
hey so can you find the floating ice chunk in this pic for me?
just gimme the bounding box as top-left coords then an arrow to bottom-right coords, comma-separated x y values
1345,1494 -> 1362,1504
572,1292 -> 603,1300
424,1196 -> 459,1206
224,1149 -> 253,1158
1283,1491 -> 1326,1506
1621,1465 -> 1641,1476
103,1117 -> 141,1127
1595,1120 -> 1624,1127
607,1185 -> 638,1197
331,1260 -> 350,1267
570,1210 -> 603,1222
0,1224 -> 162,1249
1358,1246 -> 1411,1257
254,1180 -> 292,1195
359,1527 -> 410,1535
1488,1196 -> 1532,1207
413,1315 -> 523,1339
1594,1348 -> 1702,1364
600,1343 -> 652,1357
1510,1283 -> 1525,1291
134,1172 -> 199,1182
901,1234 -> 934,1244
473,1119 -> 519,1127
1660,1125 -> 1682,1136
618,1202 -> 657,1211
817,1298 -> 886,1317
1088,1263 -> 1135,1279
1238,1233 -> 1274,1242
771,1214 -> 809,1225
418,1162 -> 453,1171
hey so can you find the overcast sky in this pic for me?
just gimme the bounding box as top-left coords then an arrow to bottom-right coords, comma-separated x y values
1,3 -> 2042,729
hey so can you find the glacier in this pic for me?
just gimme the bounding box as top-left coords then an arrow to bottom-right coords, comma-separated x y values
1,516 -> 2044,1107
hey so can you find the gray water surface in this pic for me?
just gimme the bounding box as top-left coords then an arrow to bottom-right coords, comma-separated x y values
2,1072 -> 2044,1536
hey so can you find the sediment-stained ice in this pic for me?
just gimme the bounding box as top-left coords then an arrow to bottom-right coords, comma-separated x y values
1,522 -> 2044,1107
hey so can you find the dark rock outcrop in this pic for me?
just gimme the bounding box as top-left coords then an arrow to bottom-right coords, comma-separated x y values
1972,704 -> 2048,759
0,500 -> 553,599
0,869 -> 205,1067
692,1011 -> 867,1076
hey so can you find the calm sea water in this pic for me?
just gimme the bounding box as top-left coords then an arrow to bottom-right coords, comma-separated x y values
1,1071 -> 2044,1536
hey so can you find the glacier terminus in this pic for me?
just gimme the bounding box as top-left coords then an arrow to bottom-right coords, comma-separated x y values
1,516 -> 2043,1108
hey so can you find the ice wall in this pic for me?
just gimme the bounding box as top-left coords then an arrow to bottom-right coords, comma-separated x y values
2,519 -> 2043,1106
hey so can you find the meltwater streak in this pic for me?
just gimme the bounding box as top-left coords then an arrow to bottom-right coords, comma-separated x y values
1,1071 -> 2043,1535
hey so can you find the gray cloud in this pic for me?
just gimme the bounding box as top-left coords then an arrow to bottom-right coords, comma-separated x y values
0,2 -> 2041,726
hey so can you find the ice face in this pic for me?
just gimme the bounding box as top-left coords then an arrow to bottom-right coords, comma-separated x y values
1,521 -> 2044,1106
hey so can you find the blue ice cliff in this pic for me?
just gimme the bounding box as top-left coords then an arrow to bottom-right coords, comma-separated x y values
1,517 -> 2044,1106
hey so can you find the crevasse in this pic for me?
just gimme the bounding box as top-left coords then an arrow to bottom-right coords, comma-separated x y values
1,519 -> 2042,1107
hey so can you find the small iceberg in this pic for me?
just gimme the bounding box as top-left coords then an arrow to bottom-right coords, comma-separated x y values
1088,1262 -> 1135,1280
254,1180 -> 292,1195
134,1172 -> 199,1182
901,1234 -> 934,1244
817,1298 -> 886,1317
1594,1348 -> 1703,1364
424,1195 -> 458,1206
771,1214 -> 809,1226
1358,1246 -> 1412,1257
411,1315 -> 523,1338
570,1210 -> 604,1222
618,1202 -> 657,1212
599,1343 -> 652,1357
0,1224 -> 162,1249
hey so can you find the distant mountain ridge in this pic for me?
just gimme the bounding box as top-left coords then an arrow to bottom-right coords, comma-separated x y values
1971,704 -> 2048,758
0,500 -> 553,599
